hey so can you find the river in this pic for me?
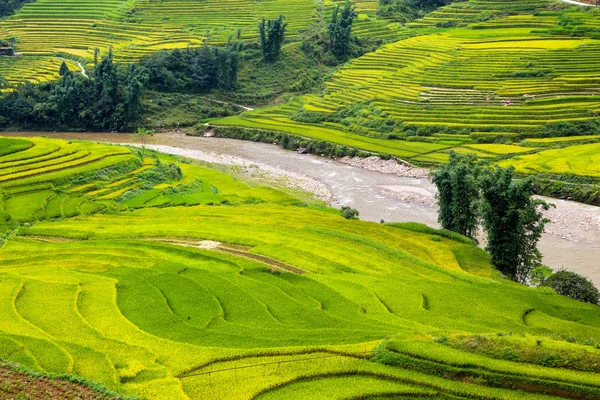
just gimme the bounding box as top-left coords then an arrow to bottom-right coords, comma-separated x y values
3,131 -> 600,286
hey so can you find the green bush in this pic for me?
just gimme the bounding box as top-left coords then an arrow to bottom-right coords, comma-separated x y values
542,270 -> 600,305
341,206 -> 359,220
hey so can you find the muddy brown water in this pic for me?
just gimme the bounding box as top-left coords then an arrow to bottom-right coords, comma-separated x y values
3,131 -> 600,286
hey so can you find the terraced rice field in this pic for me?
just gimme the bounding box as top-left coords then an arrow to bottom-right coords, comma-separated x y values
1,136 -> 600,399
0,0 -> 405,86
215,0 -> 600,162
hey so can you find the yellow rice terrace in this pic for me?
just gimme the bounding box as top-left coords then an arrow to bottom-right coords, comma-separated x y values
0,136 -> 599,399
214,0 -> 600,165
2,0 -> 600,398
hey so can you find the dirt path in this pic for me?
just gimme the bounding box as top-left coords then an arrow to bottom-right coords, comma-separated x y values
77,62 -> 88,78
560,0 -> 597,6
202,96 -> 254,111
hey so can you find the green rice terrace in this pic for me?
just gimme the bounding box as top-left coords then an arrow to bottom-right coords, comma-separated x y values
3,0 -> 600,399
213,0 -> 600,166
0,0 -> 403,86
1,136 -> 600,399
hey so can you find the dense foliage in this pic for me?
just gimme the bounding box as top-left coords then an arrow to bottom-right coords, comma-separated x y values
341,206 -> 360,220
377,0 -> 450,23
542,270 -> 600,305
0,0 -> 29,17
299,1 -> 374,65
432,155 -> 552,283
259,15 -> 287,62
481,168 -> 551,283
0,43 -> 244,131
138,44 -> 241,92
431,152 -> 481,239
0,51 -> 146,131
328,1 -> 357,61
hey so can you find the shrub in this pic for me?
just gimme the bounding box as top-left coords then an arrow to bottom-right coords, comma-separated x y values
542,270 -> 600,305
529,264 -> 553,287
341,206 -> 359,220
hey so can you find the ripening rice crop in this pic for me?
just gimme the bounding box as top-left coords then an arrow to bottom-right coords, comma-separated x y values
213,0 -> 600,170
0,0 -> 404,86
0,137 -> 599,399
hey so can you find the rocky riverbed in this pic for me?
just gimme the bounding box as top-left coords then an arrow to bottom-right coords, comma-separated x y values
337,156 -> 430,178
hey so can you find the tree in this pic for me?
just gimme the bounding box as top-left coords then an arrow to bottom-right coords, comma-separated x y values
341,206 -> 359,220
431,152 -> 481,239
0,0 -> 29,18
92,49 -> 121,130
59,61 -> 70,76
0,49 -> 144,132
480,167 -> 552,283
133,128 -> 155,158
124,64 -> 149,125
328,1 -> 357,60
542,270 -> 599,305
259,15 -> 287,62
529,264 -> 553,286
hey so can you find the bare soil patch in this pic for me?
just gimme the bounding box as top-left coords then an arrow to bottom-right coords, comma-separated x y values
0,365 -> 118,400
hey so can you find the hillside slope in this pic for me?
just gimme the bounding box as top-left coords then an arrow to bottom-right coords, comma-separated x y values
0,0 -> 404,86
214,0 -> 600,166
1,136 -> 600,399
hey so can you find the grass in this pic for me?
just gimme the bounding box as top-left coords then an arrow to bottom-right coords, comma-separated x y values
0,137 -> 599,399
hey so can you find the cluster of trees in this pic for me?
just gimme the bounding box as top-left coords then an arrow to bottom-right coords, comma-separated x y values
0,42 -> 244,131
377,0 -> 450,23
433,152 -> 600,305
432,152 -> 551,283
328,1 -> 358,61
0,50 -> 147,131
259,15 -> 287,62
541,270 -> 599,305
139,43 -> 241,92
0,0 -> 28,18
300,1 -> 361,63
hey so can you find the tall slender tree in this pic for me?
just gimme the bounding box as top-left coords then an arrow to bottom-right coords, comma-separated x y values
259,15 -> 287,62
328,1 -> 357,60
59,61 -> 70,76
431,152 -> 481,239
480,167 -> 551,283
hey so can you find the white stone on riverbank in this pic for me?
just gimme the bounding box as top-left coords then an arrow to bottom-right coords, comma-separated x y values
337,156 -> 430,179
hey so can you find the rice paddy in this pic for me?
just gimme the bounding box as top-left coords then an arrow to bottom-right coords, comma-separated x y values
1,136 -> 600,399
213,0 -> 600,175
3,0 -> 600,397
0,0 -> 406,86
